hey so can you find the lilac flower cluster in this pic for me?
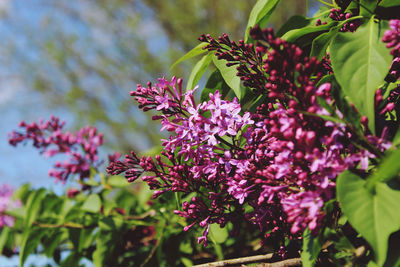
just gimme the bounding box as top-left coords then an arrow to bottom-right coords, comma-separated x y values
316,8 -> 360,32
200,26 -> 330,110
108,29 -> 393,251
0,184 -> 20,229
376,20 -> 400,137
8,116 -> 104,183
383,20 -> 400,57
383,20 -> 400,81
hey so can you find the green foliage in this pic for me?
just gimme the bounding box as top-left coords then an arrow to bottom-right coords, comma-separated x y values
337,171 -> 400,265
379,0 -> 400,7
282,21 -> 336,46
360,0 -> 378,17
365,148 -> 400,191
245,0 -> 281,42
4,0 -> 400,266
81,195 -> 101,213
170,42 -> 208,70
200,69 -> 234,102
330,17 -> 392,133
301,228 -> 322,267
186,53 -> 213,91
212,55 -> 244,100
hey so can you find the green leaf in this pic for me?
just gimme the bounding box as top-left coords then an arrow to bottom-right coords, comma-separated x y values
108,175 -> 129,187
301,228 -> 322,267
179,240 -> 193,254
6,207 -> 25,219
379,0 -> 400,7
69,228 -> 95,253
0,227 -> 10,254
200,69 -> 234,102
212,55 -> 243,99
20,228 -> 47,266
392,126 -> 400,147
310,27 -> 339,60
281,22 -> 336,47
25,188 -> 46,227
209,224 -> 229,244
365,148 -> 400,191
93,234 -> 108,267
181,257 -> 193,267
99,217 -> 124,231
92,229 -> 121,267
360,0 -> 377,16
12,183 -> 30,201
245,0 -> 280,42
276,15 -> 311,37
81,194 -> 101,213
42,229 -> 65,257
337,171 -> 400,265
60,252 -> 83,267
310,17 -> 362,60
170,42 -> 208,70
186,52 -> 213,91
330,18 -> 392,134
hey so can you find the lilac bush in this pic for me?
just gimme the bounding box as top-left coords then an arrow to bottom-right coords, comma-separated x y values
5,2 -> 400,266
107,28 -> 392,248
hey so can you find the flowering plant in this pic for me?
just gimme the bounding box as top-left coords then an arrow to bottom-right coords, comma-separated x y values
4,0 -> 400,266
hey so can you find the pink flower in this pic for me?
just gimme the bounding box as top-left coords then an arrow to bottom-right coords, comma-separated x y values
281,191 -> 325,234
0,184 -> 20,229
9,117 -> 104,182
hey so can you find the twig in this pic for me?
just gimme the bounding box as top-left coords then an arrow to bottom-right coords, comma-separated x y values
193,254 -> 302,267
124,210 -> 156,220
256,258 -> 302,267
193,253 -> 274,267
33,222 -> 96,229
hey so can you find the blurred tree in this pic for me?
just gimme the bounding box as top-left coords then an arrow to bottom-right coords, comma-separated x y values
1,0 -> 312,152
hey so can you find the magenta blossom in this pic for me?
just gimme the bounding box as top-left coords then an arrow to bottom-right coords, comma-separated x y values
8,116 -> 104,183
0,184 -> 20,229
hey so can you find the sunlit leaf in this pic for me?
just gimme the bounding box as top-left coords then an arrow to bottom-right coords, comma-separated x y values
170,42 -> 208,70
212,55 -> 243,99
365,148 -> 400,191
186,52 -> 213,91
331,18 -> 392,134
301,228 -> 322,267
108,175 -> 130,187
25,188 -> 46,227
245,0 -> 281,42
81,194 -> 101,213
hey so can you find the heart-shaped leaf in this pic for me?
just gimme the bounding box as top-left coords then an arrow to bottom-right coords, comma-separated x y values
330,18 -> 392,134
337,171 -> 400,265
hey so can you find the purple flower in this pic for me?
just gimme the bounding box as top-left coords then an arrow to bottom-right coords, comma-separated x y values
8,116 -> 104,183
281,191 -> 325,234
0,184 -> 20,229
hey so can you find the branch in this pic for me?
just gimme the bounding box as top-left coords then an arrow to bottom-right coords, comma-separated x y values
193,254 -> 301,267
256,258 -> 302,267
124,210 -> 157,220
33,222 -> 96,229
